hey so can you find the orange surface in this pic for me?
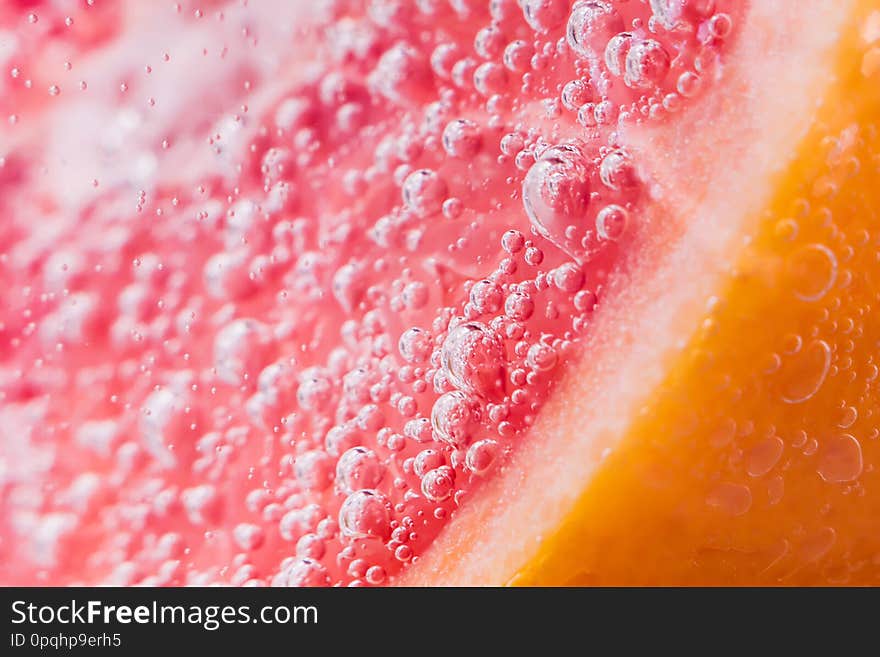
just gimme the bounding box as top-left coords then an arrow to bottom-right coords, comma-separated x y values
400,0 -> 880,585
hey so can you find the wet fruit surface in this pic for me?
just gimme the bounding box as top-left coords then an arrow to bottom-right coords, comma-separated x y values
2,1 -> 879,586
400,0 -> 880,585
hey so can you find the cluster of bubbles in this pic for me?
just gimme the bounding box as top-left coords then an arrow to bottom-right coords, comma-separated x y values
0,0 -> 737,586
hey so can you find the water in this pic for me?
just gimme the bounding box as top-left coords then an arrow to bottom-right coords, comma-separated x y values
0,0 -> 738,585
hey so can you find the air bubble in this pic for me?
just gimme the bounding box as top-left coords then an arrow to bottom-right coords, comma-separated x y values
399,327 -> 432,363
421,466 -> 455,501
474,25 -> 505,59
441,322 -> 505,397
404,417 -> 434,443
522,142 -> 592,260
706,483 -> 752,516
431,391 -> 479,447
561,79 -> 593,112
522,0 -> 569,33
414,449 -> 445,477
567,1 -> 623,63
443,197 -> 464,219
336,447 -> 385,494
501,229 -> 526,254
297,368 -> 334,412
676,71 -> 701,97
552,263 -> 585,292
505,290 -> 535,320
280,504 -> 322,542
599,150 -> 637,190
285,558 -> 330,587
402,169 -> 448,217
338,490 -> 392,540
372,42 -> 431,105
233,523 -> 265,551
708,13 -> 733,39
604,32 -> 633,77
649,0 -> 685,30
596,204 -> 629,241
294,450 -> 335,491
527,342 -> 558,371
466,439 -> 499,474
474,62 -> 508,96
442,119 -> 482,158
213,319 -> 270,386
503,40 -> 534,72
746,437 -> 784,477
817,434 -> 863,483
470,279 -> 503,314
788,244 -> 838,302
780,340 -> 832,404
624,39 -> 670,89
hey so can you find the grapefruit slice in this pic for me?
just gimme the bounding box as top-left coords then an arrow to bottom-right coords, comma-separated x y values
1,0 -> 879,586
402,0 -> 880,586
